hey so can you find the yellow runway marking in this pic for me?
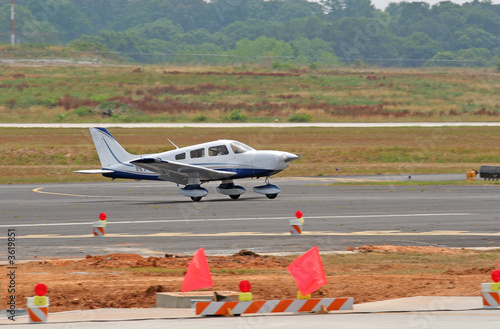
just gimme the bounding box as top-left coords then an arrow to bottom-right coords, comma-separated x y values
3,230 -> 500,239
327,178 -> 382,182
32,187 -> 103,198
291,177 -> 382,182
32,187 -> 139,199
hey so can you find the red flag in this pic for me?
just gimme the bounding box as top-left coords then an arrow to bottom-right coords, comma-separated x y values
181,248 -> 213,293
287,246 -> 327,296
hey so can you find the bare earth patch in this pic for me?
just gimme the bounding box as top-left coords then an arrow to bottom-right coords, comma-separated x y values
346,244 -> 474,254
2,245 -> 496,313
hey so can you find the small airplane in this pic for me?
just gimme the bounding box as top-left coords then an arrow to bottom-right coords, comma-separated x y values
76,128 -> 299,201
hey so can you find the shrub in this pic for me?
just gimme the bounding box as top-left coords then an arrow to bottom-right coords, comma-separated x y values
43,96 -> 57,107
228,109 -> 247,122
91,95 -> 108,102
73,106 -> 94,117
194,115 -> 208,122
352,59 -> 368,68
309,63 -> 319,70
288,112 -> 312,122
272,61 -> 299,71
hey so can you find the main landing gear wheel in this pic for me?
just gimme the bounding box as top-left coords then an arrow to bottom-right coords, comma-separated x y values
266,194 -> 278,199
229,195 -> 240,200
191,196 -> 202,202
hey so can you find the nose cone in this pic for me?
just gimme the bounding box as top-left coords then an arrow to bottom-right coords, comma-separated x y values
280,152 -> 299,163
251,151 -> 299,172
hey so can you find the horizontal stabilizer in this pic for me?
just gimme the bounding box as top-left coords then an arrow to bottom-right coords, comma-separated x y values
74,169 -> 115,174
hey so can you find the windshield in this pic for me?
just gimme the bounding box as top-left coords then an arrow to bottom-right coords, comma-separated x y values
230,142 -> 254,154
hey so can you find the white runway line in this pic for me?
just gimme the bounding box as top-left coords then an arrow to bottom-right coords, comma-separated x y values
0,212 -> 472,228
4,122 -> 500,128
3,230 -> 500,240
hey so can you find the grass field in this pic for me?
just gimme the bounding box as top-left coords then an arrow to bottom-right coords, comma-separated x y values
1,65 -> 499,184
2,126 -> 500,184
0,65 -> 499,123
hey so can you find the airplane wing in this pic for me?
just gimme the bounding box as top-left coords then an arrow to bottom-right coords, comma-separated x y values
130,158 -> 236,185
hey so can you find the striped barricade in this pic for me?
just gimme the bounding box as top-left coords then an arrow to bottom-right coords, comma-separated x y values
482,283 -> 500,308
289,218 -> 303,235
27,297 -> 49,323
196,297 -> 353,316
93,220 -> 106,237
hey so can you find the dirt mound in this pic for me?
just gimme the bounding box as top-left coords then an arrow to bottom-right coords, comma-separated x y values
3,246 -> 496,313
444,268 -> 493,275
347,244 -> 471,254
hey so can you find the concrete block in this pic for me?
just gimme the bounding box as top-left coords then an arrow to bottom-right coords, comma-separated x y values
156,291 -> 239,308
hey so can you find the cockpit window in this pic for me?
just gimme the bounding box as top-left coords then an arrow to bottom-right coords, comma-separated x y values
209,145 -> 229,156
190,148 -> 205,158
175,152 -> 186,160
230,142 -> 254,154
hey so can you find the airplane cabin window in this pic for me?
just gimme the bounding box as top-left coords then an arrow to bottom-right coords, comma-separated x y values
230,142 -> 254,154
190,148 -> 205,158
209,145 -> 229,156
175,153 -> 186,160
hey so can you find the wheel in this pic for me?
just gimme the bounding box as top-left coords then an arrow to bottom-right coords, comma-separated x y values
229,194 -> 240,200
191,196 -> 202,202
266,194 -> 278,199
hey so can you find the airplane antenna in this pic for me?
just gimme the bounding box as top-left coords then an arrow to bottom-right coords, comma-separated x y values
167,138 -> 179,149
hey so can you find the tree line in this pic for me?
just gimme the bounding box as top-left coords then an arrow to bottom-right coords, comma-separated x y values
0,0 -> 499,67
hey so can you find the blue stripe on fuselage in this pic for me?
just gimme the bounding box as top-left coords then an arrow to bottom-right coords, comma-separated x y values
102,168 -> 280,181
213,168 -> 280,179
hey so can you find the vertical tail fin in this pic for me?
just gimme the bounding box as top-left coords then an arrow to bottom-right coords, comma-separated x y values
89,128 -> 136,167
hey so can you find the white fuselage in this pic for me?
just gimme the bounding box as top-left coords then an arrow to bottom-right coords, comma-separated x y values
103,139 -> 296,181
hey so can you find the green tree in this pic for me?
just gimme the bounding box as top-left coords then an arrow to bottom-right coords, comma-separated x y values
131,18 -> 184,42
333,17 -> 399,65
111,0 -> 167,32
71,0 -> 130,32
69,38 -> 111,53
290,37 -> 338,64
321,0 -> 376,19
218,19 -> 274,48
174,28 -> 221,46
156,0 -> 217,32
72,30 -> 149,61
321,0 -> 345,20
4,0 -> 500,68
231,36 -> 295,60
459,27 -> 499,50
343,0 -> 376,18
271,0 -> 322,22
458,47 -> 492,66
464,5 -> 500,35
272,17 -> 328,42
399,32 -> 443,67
424,52 -> 464,67
0,4 -> 57,43
389,2 -> 431,37
209,0 -> 268,27
26,0 -> 91,43
145,39 -> 181,55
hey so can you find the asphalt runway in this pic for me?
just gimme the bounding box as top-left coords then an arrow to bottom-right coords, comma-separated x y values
1,175 -> 499,260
